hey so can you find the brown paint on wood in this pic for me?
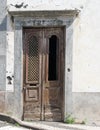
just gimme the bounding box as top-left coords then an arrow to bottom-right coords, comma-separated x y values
23,27 -> 64,121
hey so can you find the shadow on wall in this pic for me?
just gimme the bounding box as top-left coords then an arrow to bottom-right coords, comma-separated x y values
0,16 -> 7,31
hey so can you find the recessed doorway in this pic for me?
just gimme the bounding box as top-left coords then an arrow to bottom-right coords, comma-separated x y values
23,27 -> 64,121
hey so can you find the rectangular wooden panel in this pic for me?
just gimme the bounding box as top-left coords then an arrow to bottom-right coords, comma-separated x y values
44,87 -> 62,121
25,87 -> 39,101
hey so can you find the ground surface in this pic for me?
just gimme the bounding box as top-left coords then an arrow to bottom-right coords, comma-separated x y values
0,120 -> 100,130
0,121 -> 32,130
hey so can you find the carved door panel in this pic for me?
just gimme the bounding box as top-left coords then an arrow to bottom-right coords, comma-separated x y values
23,29 -> 42,121
23,28 -> 64,121
43,28 -> 64,121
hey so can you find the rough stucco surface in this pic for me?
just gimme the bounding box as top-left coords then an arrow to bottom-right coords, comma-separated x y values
0,0 -> 6,112
0,92 -> 5,112
7,0 -> 86,11
73,0 -> 100,92
0,0 -> 6,91
0,0 -> 100,124
73,93 -> 100,125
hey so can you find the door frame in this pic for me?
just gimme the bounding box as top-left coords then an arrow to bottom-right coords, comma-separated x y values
13,11 -> 76,121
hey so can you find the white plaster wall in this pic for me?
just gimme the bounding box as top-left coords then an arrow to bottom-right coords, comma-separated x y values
7,0 -> 100,92
73,0 -> 100,92
6,14 -> 14,92
7,0 -> 86,11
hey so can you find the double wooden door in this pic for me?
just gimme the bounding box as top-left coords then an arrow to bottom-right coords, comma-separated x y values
23,27 -> 64,121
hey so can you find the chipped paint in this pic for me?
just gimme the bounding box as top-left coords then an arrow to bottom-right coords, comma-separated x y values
7,0 -> 86,11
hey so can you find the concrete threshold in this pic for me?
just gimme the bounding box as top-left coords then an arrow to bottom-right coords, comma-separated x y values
0,113 -> 100,130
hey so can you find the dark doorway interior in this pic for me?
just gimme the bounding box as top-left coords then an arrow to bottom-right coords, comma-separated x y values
48,35 -> 58,81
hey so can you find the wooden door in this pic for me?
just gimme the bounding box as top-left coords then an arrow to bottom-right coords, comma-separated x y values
23,28 -> 64,121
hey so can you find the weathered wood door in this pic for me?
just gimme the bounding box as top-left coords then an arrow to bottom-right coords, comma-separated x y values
23,28 -> 64,121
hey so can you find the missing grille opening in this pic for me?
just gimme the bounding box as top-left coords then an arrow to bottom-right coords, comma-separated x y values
30,84 -> 37,86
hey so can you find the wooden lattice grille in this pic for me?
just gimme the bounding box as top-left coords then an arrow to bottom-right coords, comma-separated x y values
26,35 -> 39,83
